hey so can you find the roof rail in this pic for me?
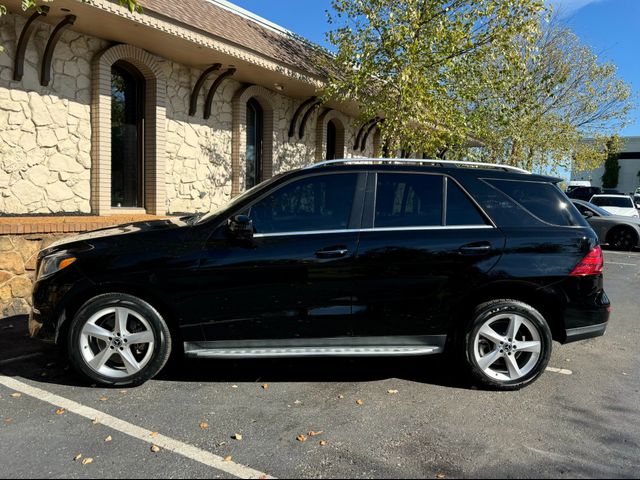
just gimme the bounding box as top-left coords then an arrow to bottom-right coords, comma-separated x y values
305,158 -> 531,175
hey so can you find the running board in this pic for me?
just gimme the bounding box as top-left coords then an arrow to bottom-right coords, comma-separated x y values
184,345 -> 444,359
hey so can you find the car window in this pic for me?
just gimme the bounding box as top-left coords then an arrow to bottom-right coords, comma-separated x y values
248,173 -> 358,234
575,202 -> 611,217
486,179 -> 583,227
591,196 -> 634,208
375,173 -> 443,228
446,180 -> 490,226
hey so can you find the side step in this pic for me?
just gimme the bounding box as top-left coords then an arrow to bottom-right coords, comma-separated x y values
184,345 -> 444,359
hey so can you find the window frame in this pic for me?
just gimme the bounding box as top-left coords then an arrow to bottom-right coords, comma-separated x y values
362,171 -> 495,230
241,171 -> 368,237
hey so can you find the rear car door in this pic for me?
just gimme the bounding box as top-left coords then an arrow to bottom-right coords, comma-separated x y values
352,172 -> 505,339
196,171 -> 366,342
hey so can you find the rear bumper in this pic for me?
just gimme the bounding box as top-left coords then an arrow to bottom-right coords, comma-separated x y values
564,322 -> 608,343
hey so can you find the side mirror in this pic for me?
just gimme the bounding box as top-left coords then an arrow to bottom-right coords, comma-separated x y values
228,215 -> 254,238
583,210 -> 594,219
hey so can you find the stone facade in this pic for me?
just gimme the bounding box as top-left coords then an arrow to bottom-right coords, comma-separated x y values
0,11 -> 376,217
0,233 -> 65,318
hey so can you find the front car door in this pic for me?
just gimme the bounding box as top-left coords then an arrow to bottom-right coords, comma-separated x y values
352,171 -> 505,341
195,171 -> 366,343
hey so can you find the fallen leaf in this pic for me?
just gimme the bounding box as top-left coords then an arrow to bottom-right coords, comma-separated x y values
337,395 -> 344,399
151,445 -> 161,453
259,476 -> 268,480
82,458 -> 93,466
319,440 -> 328,446
199,422 -> 209,430
150,431 -> 159,437
91,418 -> 100,425
104,436 -> 112,443
436,474 -> 446,479
296,434 -> 307,443
262,384 -> 269,390
224,456 -> 233,462
308,431 -> 323,437
387,390 -> 399,395
231,385 -> 239,389
232,433 -> 243,441
10,393 -> 21,398
73,454 -> 82,462
99,396 -> 108,402
356,399 -> 364,406
3,417 -> 12,424
119,390 -> 128,394
55,408 -> 66,416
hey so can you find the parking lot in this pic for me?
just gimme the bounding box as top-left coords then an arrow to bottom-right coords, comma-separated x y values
1,250 -> 639,479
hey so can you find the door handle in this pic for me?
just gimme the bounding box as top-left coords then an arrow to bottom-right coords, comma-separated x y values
459,243 -> 492,255
315,247 -> 349,259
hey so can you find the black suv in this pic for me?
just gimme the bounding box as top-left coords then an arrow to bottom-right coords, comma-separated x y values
30,159 -> 610,390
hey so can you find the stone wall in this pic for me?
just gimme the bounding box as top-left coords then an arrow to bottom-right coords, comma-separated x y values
0,14 -> 106,215
1,11 -> 376,217
0,233 -> 65,318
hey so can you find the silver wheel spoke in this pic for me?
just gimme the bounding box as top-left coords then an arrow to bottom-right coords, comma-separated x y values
478,349 -> 501,371
89,347 -> 114,371
505,353 -> 522,379
479,324 -> 505,345
127,331 -> 154,345
115,307 -> 129,335
507,315 -> 522,340
118,348 -> 141,375
515,340 -> 541,353
82,323 -> 112,342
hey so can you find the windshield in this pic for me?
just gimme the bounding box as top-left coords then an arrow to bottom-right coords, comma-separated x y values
591,196 -> 634,208
582,203 -> 612,217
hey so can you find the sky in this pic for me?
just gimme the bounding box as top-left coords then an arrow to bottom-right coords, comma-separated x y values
228,0 -> 640,138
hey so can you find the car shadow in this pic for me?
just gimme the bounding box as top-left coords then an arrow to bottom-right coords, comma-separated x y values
0,317 -> 469,391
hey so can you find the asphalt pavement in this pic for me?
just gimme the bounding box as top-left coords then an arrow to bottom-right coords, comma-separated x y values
0,250 -> 638,479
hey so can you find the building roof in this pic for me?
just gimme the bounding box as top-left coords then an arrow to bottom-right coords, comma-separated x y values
137,0 -> 331,79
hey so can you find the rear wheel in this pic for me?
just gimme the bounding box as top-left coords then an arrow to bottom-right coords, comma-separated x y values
462,299 -> 552,391
68,293 -> 172,387
607,227 -> 638,251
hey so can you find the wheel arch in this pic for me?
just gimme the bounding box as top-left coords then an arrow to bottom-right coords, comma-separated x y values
455,281 -> 566,343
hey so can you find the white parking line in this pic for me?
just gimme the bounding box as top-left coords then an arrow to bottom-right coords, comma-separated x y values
0,375 -> 274,480
546,367 -> 573,376
606,262 -> 637,267
0,353 -> 43,366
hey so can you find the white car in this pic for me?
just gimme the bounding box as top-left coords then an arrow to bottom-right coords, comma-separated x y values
590,194 -> 640,218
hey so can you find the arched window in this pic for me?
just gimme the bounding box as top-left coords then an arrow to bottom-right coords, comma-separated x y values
111,61 -> 145,208
246,98 -> 264,190
326,120 -> 338,160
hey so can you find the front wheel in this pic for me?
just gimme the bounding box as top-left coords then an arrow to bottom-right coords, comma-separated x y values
462,299 -> 552,391
68,293 -> 172,387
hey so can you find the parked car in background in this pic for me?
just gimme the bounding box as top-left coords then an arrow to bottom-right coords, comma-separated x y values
633,188 -> 640,208
566,186 -> 603,202
590,194 -> 639,218
30,159 -> 610,391
573,199 -> 640,251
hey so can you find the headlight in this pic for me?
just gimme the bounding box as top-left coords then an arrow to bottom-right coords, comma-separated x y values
37,253 -> 77,280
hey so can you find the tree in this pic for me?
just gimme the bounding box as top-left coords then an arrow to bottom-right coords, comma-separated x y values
325,0 -> 547,156
601,135 -> 622,189
462,21 -> 633,174
0,1 -> 141,51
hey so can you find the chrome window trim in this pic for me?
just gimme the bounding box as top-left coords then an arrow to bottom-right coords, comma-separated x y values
253,225 -> 495,239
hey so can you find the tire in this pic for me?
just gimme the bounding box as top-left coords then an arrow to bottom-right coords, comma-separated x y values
607,227 -> 638,251
67,293 -> 172,387
461,299 -> 552,391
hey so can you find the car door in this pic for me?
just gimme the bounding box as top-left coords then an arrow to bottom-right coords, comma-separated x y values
352,172 -> 505,339
195,171 -> 366,343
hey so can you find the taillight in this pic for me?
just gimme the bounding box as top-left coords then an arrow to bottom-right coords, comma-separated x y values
570,246 -> 604,276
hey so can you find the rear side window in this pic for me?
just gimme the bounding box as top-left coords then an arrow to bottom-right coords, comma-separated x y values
375,174 -> 443,227
248,173 -> 358,234
446,180 -> 489,226
486,179 -> 583,227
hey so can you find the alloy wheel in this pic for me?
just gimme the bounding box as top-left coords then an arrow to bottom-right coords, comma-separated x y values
79,307 -> 156,379
473,313 -> 542,382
